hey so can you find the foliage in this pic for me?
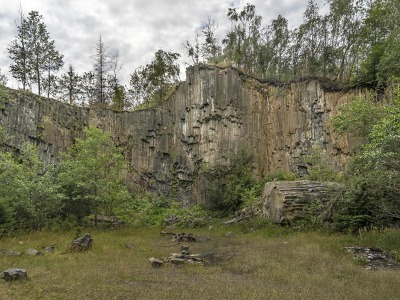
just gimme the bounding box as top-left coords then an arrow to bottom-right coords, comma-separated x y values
0,143 -> 64,231
303,145 -> 343,182
129,49 -> 180,105
115,192 -> 208,228
57,64 -> 82,104
0,68 -> 8,86
330,93 -> 384,139
330,88 -> 400,231
57,127 -> 131,222
7,10 -> 63,95
202,150 -> 256,216
92,36 -> 110,105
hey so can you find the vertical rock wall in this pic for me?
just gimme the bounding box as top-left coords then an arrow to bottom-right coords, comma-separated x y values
0,65 -> 358,206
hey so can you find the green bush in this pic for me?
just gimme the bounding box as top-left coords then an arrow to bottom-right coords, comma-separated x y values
303,145 -> 343,182
115,192 -> 208,228
202,150 -> 256,216
330,88 -> 400,231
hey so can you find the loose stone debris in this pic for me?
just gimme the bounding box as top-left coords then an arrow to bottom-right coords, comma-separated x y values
149,257 -> 164,268
1,268 -> 27,281
43,245 -> 55,253
223,207 -> 260,225
68,234 -> 93,252
0,249 -> 21,256
160,231 -> 197,243
25,248 -> 44,256
346,246 -> 400,270
149,245 -> 204,268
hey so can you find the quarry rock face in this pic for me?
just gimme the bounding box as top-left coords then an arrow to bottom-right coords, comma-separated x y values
262,180 -> 341,224
0,65 -> 357,206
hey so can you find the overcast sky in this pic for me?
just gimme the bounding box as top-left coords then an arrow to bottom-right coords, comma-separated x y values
0,0 -> 326,89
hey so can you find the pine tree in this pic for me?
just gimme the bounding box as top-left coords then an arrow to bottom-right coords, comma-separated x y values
58,65 -> 82,104
7,10 -> 63,95
92,36 -> 110,105
7,8 -> 30,90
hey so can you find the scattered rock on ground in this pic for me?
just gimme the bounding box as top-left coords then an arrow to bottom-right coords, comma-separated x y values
0,249 -> 21,256
224,207 -> 260,225
69,234 -> 93,252
346,246 -> 400,270
1,268 -> 27,281
25,248 -> 44,256
124,242 -> 135,249
149,245 -> 205,267
172,233 -> 196,242
43,245 -> 55,253
149,257 -> 164,268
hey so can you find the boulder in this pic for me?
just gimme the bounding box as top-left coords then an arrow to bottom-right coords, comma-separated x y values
2,268 -> 27,281
43,245 -> 55,253
69,234 -> 93,252
149,257 -> 164,268
262,180 -> 341,224
0,249 -> 21,256
25,248 -> 44,256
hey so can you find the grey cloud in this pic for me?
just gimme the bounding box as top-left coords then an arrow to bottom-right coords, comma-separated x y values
0,0 -> 324,88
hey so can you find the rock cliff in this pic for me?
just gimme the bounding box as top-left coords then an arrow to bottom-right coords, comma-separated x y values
0,65 -> 358,206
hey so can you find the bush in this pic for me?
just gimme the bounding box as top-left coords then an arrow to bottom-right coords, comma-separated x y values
330,88 -> 400,231
202,150 -> 256,216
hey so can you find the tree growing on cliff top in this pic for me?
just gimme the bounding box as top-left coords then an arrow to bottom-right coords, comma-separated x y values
129,49 -> 180,105
58,64 -> 82,105
7,10 -> 63,95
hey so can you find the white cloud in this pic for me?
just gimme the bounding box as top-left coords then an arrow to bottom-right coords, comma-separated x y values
0,0 -> 325,89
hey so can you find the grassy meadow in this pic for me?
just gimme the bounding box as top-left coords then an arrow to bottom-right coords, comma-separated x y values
1,224 -> 400,300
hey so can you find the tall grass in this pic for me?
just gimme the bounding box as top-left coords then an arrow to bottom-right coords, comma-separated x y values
1,226 -> 400,299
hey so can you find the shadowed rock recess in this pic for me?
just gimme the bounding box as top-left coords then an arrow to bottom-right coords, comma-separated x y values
0,65 -> 358,206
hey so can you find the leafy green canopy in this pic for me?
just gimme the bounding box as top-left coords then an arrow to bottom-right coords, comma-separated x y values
57,127 -> 131,221
330,88 -> 400,231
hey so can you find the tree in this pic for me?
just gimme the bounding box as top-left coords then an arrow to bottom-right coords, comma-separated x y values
25,11 -> 63,96
42,42 -> 64,98
201,16 -> 221,64
92,36 -> 110,105
7,8 -> 30,90
330,90 -> 400,230
80,71 -> 96,105
184,29 -> 201,65
57,127 -> 130,222
110,84 -> 126,110
129,49 -> 180,104
266,15 -> 290,80
58,65 -> 82,104
222,3 -> 262,74
0,69 -> 7,86
0,143 -> 64,230
376,28 -> 400,85
7,10 -> 63,95
291,0 -> 325,77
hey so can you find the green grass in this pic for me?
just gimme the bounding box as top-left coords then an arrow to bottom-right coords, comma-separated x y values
1,225 -> 400,299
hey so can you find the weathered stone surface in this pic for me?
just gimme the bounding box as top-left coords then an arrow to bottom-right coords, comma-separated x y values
69,234 -> 93,252
0,65 -> 359,206
2,268 -> 27,281
25,248 -> 44,256
149,257 -> 164,268
0,249 -> 21,256
346,246 -> 400,270
262,180 -> 341,224
43,245 -> 55,253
